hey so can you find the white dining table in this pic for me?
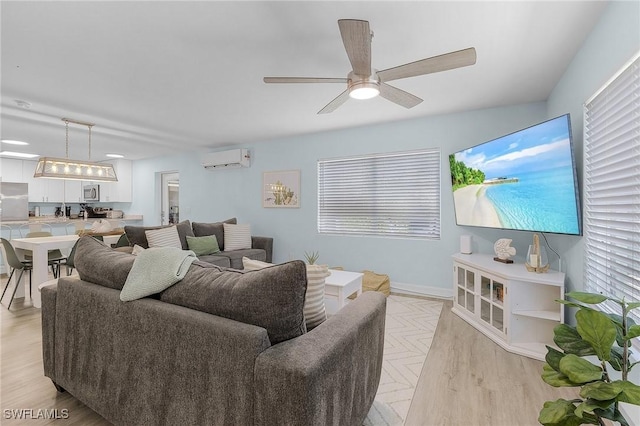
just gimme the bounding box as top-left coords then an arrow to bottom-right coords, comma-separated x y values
10,234 -> 122,308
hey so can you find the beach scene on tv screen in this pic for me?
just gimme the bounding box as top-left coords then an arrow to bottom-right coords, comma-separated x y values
449,116 -> 580,235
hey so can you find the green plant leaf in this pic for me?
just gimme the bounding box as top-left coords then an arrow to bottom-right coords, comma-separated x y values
557,299 -> 592,310
545,346 -> 565,372
626,325 -> 640,340
606,314 -> 625,344
566,292 -> 608,304
608,346 -> 624,372
627,302 -> 640,311
574,398 -> 615,420
554,324 -> 597,356
606,313 -> 637,329
617,380 -> 640,405
607,312 -> 624,325
538,399 -> 582,426
542,364 -> 578,387
594,405 -> 630,426
580,381 -> 624,401
576,309 -> 617,361
559,354 -> 603,384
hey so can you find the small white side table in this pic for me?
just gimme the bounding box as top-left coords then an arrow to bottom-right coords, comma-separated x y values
324,269 -> 363,315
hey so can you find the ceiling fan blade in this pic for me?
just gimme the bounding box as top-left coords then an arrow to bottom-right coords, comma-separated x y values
264,77 -> 348,84
378,47 -> 477,82
379,83 -> 423,109
318,89 -> 350,114
338,19 -> 372,77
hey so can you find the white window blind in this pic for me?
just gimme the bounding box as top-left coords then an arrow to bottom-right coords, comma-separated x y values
318,149 -> 440,239
583,53 -> 640,324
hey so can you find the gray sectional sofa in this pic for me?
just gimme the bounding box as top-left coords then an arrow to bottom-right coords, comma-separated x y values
41,236 -> 386,426
124,218 -> 273,268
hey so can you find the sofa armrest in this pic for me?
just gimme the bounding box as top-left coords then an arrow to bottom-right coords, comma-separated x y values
251,236 -> 273,263
254,291 -> 386,426
41,283 -> 58,382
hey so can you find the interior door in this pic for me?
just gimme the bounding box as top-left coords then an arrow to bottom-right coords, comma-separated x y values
160,172 -> 179,226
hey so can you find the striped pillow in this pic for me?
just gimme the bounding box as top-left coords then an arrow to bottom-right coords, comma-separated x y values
223,223 -> 252,251
304,264 -> 330,329
241,257 -> 329,330
145,226 -> 182,249
242,257 -> 273,271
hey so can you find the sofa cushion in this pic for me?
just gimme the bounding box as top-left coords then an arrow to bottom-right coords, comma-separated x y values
192,218 -> 236,251
186,235 -> 220,256
74,235 -> 135,290
243,257 -> 329,330
223,223 -> 252,251
221,249 -> 267,269
145,226 -> 182,249
196,255 -> 231,268
161,260 -> 308,344
124,220 -> 194,249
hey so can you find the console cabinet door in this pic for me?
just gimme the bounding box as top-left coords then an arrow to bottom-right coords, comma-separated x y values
479,273 -> 507,339
454,264 -> 476,316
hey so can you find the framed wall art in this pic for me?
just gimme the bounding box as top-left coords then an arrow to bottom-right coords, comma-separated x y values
263,170 -> 300,208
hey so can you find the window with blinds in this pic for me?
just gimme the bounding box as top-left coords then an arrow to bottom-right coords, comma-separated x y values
317,149 -> 440,239
583,53 -> 639,324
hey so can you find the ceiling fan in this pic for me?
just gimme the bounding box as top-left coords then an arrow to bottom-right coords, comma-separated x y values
264,19 -> 477,114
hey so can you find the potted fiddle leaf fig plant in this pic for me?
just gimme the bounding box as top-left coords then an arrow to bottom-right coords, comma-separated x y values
539,292 -> 640,426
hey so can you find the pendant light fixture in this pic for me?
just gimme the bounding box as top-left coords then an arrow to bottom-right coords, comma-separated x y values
33,118 -> 118,182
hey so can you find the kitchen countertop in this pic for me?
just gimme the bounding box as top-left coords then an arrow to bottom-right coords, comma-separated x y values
2,215 -> 143,225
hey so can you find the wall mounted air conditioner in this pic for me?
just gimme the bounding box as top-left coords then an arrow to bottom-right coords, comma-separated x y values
201,149 -> 250,169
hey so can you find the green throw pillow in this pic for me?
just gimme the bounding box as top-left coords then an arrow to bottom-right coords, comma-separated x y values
186,235 -> 220,256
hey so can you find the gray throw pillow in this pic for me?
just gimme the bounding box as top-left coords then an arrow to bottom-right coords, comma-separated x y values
74,236 -> 135,290
125,220 -> 194,249
192,218 -> 237,251
161,260 -> 307,344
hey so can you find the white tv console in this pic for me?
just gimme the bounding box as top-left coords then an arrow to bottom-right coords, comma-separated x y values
451,253 -> 565,361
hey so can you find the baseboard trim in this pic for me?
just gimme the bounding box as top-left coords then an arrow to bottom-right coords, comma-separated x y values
390,281 -> 453,300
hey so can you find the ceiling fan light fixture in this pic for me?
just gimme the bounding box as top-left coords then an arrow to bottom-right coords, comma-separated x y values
349,83 -> 380,100
348,71 -> 380,100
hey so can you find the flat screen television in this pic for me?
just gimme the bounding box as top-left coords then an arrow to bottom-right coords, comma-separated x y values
449,114 -> 581,235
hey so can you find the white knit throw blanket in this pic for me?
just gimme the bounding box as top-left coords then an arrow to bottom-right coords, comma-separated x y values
120,247 -> 196,301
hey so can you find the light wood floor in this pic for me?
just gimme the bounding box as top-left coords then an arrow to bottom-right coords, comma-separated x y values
406,301 -> 578,426
1,284 -> 576,426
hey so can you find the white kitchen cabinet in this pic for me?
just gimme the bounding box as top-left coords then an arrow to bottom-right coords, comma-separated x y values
1,158 -> 24,182
22,160 -> 65,203
451,253 -> 565,361
90,159 -> 132,202
64,180 -> 83,203
109,159 -> 132,202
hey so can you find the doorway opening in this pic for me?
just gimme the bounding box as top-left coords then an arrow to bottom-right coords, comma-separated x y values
160,172 -> 179,225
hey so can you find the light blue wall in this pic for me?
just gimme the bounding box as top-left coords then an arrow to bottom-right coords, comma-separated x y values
131,102 -> 546,296
545,0 -> 640,293
129,0 -> 639,298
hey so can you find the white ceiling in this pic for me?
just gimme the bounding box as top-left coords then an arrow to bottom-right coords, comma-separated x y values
1,1 -> 607,161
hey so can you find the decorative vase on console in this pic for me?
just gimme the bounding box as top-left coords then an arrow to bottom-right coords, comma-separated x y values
525,233 -> 549,273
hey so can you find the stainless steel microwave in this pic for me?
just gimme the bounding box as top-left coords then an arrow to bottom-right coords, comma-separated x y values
83,184 -> 100,201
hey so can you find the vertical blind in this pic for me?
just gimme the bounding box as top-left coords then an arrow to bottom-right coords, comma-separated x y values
317,149 -> 440,239
583,53 -> 639,324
